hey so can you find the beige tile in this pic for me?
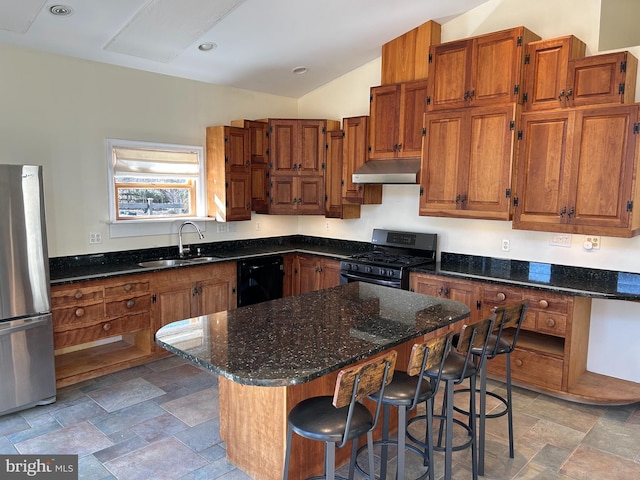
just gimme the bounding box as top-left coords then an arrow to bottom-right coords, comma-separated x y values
560,444 -> 640,479
160,387 -> 219,426
15,421 -> 112,456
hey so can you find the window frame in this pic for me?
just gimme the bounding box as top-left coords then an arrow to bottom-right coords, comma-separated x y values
107,138 -> 206,223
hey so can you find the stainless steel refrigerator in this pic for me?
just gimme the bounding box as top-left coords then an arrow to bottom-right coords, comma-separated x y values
0,164 -> 56,416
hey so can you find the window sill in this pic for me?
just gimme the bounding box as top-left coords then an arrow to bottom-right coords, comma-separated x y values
108,217 -> 214,238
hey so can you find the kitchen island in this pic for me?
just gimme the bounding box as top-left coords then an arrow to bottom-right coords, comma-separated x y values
155,282 -> 470,480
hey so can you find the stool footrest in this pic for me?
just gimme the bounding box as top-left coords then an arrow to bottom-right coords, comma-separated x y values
406,414 -> 473,452
355,439 -> 430,480
451,387 -> 510,419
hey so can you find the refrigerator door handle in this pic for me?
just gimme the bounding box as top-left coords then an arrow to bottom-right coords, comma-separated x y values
0,316 -> 51,335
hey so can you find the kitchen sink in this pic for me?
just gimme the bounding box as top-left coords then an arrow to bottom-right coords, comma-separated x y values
138,256 -> 220,268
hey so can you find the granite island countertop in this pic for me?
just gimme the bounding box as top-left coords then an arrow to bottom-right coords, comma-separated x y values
155,282 -> 470,386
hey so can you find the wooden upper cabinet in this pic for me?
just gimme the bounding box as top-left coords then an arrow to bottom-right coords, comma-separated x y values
231,119 -> 269,214
513,104 -> 640,237
368,79 -> 428,159
206,125 -> 251,221
420,104 -> 518,220
325,129 -> 360,219
342,116 -> 381,206
269,174 -> 325,215
522,35 -> 587,111
427,26 -> 540,110
269,119 -> 298,174
566,51 -> 638,108
381,20 -> 441,84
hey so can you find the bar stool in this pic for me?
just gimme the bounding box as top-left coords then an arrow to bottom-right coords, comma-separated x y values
408,316 -> 495,480
355,333 -> 453,480
454,301 -> 529,476
283,350 -> 397,480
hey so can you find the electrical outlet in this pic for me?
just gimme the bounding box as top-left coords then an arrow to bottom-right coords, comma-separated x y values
255,221 -> 261,231
325,222 -> 330,230
89,232 -> 102,244
216,223 -> 227,233
585,235 -> 601,250
550,233 -> 572,247
501,239 -> 510,252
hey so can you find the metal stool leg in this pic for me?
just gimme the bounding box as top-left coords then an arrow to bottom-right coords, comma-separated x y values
478,359 -> 487,476
444,379 -> 454,480
397,405 -> 407,478
506,353 -> 514,459
326,442 -> 336,480
469,375 -> 478,480
367,431 -> 376,480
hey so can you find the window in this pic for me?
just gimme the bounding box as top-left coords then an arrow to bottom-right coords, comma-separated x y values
107,139 -> 205,221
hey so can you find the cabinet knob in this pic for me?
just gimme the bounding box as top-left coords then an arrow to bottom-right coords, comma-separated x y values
126,300 -> 135,309
123,284 -> 132,292
75,307 -> 85,317
74,291 -> 83,300
546,318 -> 556,328
514,359 -> 523,367
558,89 -> 565,100
539,299 -> 549,309
496,292 -> 506,301
103,322 -> 111,331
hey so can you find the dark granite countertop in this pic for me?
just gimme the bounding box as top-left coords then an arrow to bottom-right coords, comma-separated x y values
49,235 -> 372,285
413,253 -> 640,301
154,282 -> 470,386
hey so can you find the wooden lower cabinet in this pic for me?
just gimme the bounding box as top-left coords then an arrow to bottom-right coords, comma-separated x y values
284,254 -> 341,296
410,271 -> 640,404
51,274 -> 155,388
51,262 -> 237,387
150,262 -> 237,354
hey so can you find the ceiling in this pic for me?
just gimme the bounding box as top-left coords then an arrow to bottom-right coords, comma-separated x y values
0,0 -> 488,98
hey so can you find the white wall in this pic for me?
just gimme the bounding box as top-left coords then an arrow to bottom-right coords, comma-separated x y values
298,0 -> 640,382
0,44 -> 300,257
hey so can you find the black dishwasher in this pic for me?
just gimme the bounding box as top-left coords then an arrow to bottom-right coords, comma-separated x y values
237,255 -> 284,307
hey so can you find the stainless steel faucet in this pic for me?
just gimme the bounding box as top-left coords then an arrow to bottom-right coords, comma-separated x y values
178,221 -> 204,257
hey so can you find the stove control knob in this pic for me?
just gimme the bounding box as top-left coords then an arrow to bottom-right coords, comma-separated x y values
352,264 -> 358,271
366,266 -> 372,273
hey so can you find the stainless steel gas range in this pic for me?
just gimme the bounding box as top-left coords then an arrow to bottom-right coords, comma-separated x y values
339,229 -> 437,290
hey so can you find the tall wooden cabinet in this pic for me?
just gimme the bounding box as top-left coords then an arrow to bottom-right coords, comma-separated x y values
420,104 -> 518,220
231,119 -> 270,214
325,129 -> 361,219
368,80 -> 428,160
513,104 -> 640,237
206,125 -> 251,221
426,27 -> 540,110
342,116 -> 382,205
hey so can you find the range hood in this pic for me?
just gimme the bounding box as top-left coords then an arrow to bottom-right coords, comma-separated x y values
351,158 -> 420,184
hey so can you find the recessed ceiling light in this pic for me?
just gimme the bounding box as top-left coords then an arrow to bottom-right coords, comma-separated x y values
49,5 -> 73,16
292,66 -> 308,75
198,42 -> 217,52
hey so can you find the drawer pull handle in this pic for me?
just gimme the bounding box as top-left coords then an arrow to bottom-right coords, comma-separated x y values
74,291 -> 83,300
496,292 -> 506,301
546,318 -> 556,328
124,284 -> 132,292
126,300 -> 136,308
514,359 -> 523,367
75,308 -> 85,317
103,323 -> 111,331
539,299 -> 549,309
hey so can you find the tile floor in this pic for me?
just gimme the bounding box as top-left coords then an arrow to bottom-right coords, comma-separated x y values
1,356 -> 640,480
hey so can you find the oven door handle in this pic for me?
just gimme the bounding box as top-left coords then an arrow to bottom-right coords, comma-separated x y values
340,271 -> 401,288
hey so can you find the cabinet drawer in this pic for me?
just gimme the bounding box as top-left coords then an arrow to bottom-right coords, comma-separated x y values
51,286 -> 104,308
486,347 -> 563,391
54,312 -> 150,349
52,302 -> 105,330
482,285 -> 524,305
104,280 -> 149,298
105,294 -> 151,318
534,312 -> 567,337
525,291 -> 569,315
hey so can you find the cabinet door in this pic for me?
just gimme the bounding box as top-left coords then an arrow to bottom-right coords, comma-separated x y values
398,80 -> 428,157
197,277 -> 235,315
295,255 -> 320,295
471,29 -> 524,105
368,84 -> 400,159
427,39 -> 472,110
568,105 -> 638,231
225,173 -> 252,221
513,110 -> 574,229
269,119 -> 298,174
155,285 -> 194,330
298,120 -> 326,175
523,36 -> 586,111
298,176 -> 325,215
251,163 -> 269,214
462,105 -> 516,219
420,110 -> 467,214
269,175 -> 296,214
342,116 -> 381,206
325,129 -> 344,218
226,126 -> 250,173
319,259 -> 341,290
